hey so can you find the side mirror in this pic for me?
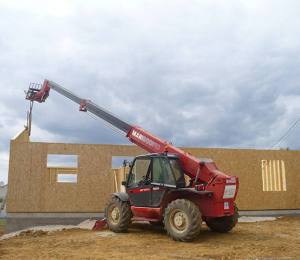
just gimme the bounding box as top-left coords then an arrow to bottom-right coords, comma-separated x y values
121,181 -> 127,186
122,160 -> 128,167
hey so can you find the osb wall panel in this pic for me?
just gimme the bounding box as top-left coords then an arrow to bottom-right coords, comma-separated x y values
6,129 -> 300,213
183,147 -> 300,210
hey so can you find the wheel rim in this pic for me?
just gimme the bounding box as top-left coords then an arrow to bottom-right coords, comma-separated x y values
109,205 -> 120,225
169,209 -> 189,233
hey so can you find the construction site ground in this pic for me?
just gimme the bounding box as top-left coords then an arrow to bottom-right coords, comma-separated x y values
0,217 -> 299,259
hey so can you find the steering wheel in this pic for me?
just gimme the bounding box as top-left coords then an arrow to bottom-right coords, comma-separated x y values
138,175 -> 150,186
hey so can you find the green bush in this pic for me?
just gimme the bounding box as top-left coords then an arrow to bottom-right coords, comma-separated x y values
0,198 -> 3,203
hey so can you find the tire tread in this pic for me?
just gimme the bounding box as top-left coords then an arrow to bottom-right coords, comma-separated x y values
105,196 -> 132,233
164,199 -> 201,242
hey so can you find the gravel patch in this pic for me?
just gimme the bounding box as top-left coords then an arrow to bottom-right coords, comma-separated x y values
96,231 -> 117,237
238,216 -> 277,222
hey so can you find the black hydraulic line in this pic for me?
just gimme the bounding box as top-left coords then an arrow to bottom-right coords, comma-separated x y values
47,80 -> 132,134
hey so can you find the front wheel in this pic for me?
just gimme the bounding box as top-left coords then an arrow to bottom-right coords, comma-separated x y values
164,199 -> 202,242
205,203 -> 239,233
105,196 -> 132,232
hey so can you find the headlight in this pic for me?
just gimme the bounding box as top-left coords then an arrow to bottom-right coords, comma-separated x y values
223,185 -> 236,199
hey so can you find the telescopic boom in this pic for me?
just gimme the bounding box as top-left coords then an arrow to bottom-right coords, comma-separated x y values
25,80 -> 234,186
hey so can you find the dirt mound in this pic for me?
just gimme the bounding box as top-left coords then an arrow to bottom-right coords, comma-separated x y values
18,230 -> 48,237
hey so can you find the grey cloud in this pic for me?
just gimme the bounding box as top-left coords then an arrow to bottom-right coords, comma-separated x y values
1,0 -> 300,183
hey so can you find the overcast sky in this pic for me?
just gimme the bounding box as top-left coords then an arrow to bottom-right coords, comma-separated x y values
1,0 -> 300,183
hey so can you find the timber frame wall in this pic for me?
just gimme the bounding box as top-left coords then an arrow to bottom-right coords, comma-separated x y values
6,129 -> 300,213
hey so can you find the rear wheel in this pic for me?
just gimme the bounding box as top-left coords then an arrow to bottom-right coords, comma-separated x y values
105,196 -> 132,232
164,199 -> 201,242
205,204 -> 239,233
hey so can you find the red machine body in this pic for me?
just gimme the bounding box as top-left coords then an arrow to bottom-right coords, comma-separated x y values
25,79 -> 239,219
127,127 -> 238,218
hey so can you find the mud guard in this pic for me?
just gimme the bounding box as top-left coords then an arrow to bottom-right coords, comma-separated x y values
113,192 -> 129,202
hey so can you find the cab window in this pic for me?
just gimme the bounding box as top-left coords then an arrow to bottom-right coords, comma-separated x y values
127,158 -> 151,187
169,159 -> 182,182
169,158 -> 185,187
152,157 -> 176,186
152,158 -> 164,183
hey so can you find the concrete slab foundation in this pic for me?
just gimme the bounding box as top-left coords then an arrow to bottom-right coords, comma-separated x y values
5,213 -> 104,233
239,209 -> 300,217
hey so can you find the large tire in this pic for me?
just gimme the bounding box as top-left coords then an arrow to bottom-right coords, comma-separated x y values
205,204 -> 239,233
105,196 -> 132,233
164,199 -> 202,242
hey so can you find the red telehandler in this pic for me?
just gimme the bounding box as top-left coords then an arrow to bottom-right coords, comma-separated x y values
26,80 -> 239,242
